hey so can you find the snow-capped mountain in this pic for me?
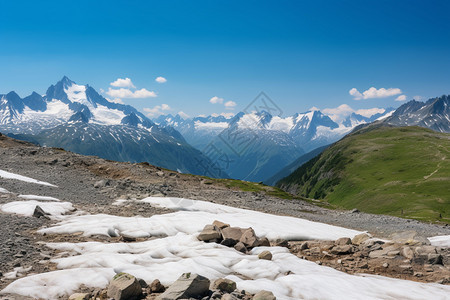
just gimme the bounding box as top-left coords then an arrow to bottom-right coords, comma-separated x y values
383,95 -> 450,133
154,114 -> 232,150
0,77 -> 226,178
0,76 -> 152,134
156,108 -> 394,182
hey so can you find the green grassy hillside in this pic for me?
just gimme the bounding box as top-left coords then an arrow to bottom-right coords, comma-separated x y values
277,126 -> 450,223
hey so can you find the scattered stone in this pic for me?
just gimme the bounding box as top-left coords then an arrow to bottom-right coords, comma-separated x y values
274,239 -> 289,247
221,227 -> 246,246
222,294 -> 240,300
382,263 -> 389,268
213,220 -> 230,229
33,205 -> 50,219
150,279 -> 166,293
256,237 -> 271,247
107,272 -> 142,300
157,273 -> 210,300
94,179 -> 110,188
240,228 -> 259,248
335,237 -> 352,246
258,250 -> 273,260
212,278 -> 237,293
427,253 -> 443,265
330,245 -> 353,255
253,290 -> 276,300
351,208 -> 360,213
68,293 -> 90,300
351,233 -> 370,245
197,225 -> 222,242
234,242 -> 247,253
400,246 -> 414,259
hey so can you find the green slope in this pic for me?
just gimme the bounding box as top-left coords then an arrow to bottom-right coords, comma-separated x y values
277,126 -> 450,223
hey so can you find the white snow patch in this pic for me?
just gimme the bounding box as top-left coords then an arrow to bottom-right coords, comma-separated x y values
39,197 -> 362,241
90,104 -> 126,125
1,200 -> 74,217
194,121 -> 229,131
3,234 -> 450,299
267,116 -> 294,133
0,169 -> 57,187
0,187 -> 10,193
376,110 -> 394,121
428,235 -> 450,248
19,195 -> 60,201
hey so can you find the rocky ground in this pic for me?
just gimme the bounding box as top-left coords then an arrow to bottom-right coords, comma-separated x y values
0,133 -> 449,299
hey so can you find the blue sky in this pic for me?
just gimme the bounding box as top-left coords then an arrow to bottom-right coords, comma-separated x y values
1,0 -> 449,119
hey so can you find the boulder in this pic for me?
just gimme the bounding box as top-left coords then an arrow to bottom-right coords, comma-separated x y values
351,233 -> 370,245
68,293 -> 90,300
107,272 -> 142,300
391,231 -> 429,245
256,237 -> 271,247
157,273 -> 210,300
427,253 -> 443,265
213,220 -> 230,229
253,290 -> 276,300
150,279 -> 166,293
330,245 -> 353,255
234,242 -> 247,253
400,246 -> 414,259
240,228 -> 259,248
258,251 -> 273,260
33,205 -> 50,219
221,227 -> 246,246
211,278 -> 236,293
197,225 -> 222,242
335,237 -> 352,246
222,294 -> 240,300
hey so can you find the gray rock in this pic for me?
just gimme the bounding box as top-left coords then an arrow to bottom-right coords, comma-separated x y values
427,253 -> 443,265
240,228 -> 259,248
221,227 -> 246,246
213,220 -> 230,229
234,242 -> 247,253
68,293 -> 90,300
107,272 -> 142,300
400,246 -> 414,259
258,250 -> 273,260
94,179 -> 110,188
212,278 -> 237,293
330,245 -> 353,255
253,290 -> 276,300
256,237 -> 271,247
222,294 -> 240,300
33,205 -> 50,219
351,233 -> 370,245
335,237 -> 352,245
157,273 -> 210,300
150,279 -> 166,293
197,225 -> 222,242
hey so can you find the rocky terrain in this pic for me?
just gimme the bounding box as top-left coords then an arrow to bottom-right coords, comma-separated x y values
0,132 -> 449,299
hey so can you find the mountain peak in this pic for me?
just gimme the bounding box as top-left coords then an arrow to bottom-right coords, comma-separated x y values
58,76 -> 75,88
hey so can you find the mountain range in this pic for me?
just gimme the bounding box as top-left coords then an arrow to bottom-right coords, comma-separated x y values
155,108 -> 394,182
0,77 -> 225,177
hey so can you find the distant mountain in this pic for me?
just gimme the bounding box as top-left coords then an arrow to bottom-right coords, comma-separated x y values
383,95 -> 450,133
277,125 -> 450,223
264,145 -> 329,186
0,77 -> 226,178
156,108 -> 394,182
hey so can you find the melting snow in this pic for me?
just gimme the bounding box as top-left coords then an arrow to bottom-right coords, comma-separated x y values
2,196 -> 450,299
428,235 -> 450,248
0,169 -> 57,187
1,200 -> 74,217
18,195 -> 60,201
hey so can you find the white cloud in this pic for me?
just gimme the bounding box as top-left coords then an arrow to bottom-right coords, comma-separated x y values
224,100 -> 237,110
211,112 -> 235,118
395,95 -> 407,101
209,96 -> 224,104
143,104 -> 171,118
322,104 -> 385,122
355,108 -> 385,118
197,114 -> 207,118
349,87 -> 402,100
106,87 -> 156,99
413,95 -> 423,101
155,76 -> 167,83
322,104 -> 355,122
106,97 -> 124,104
110,77 -> 135,88
309,106 -> 320,111
178,111 -> 190,119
